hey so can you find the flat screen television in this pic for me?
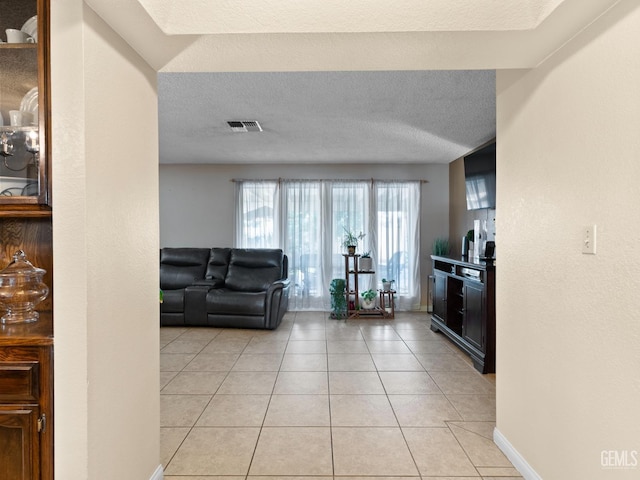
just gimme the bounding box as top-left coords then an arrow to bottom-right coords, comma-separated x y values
464,141 -> 496,210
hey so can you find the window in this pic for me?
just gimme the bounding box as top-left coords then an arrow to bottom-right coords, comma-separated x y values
235,179 -> 420,310
234,181 -> 278,248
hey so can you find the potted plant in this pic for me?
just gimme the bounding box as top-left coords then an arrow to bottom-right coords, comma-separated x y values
361,288 -> 376,309
342,228 -> 365,255
329,278 -> 347,319
432,237 -> 450,256
381,278 -> 395,292
359,251 -> 373,271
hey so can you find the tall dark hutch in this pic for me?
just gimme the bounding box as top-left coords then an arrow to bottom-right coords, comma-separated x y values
0,0 -> 54,478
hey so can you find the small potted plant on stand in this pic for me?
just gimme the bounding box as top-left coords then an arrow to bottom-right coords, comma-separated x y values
359,251 -> 373,271
342,228 -> 365,255
381,278 -> 395,292
361,289 -> 376,309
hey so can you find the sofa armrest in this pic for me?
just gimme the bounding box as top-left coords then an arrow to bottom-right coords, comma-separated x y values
266,278 -> 290,294
264,278 -> 291,329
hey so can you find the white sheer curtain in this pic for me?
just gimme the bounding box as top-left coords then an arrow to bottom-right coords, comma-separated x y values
235,179 -> 421,310
282,181 -> 324,310
327,181 -> 370,285
234,181 -> 279,248
374,181 -> 421,309
281,181 -> 370,310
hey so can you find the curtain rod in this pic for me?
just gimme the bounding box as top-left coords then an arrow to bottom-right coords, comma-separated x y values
230,178 -> 429,183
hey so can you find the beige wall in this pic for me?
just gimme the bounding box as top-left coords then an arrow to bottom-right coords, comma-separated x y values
495,0 -> 640,478
52,2 -> 160,479
160,162 -> 449,308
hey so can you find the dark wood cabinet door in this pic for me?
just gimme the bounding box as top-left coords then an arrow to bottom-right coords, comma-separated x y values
463,281 -> 484,351
0,407 -> 39,480
433,271 -> 447,322
0,0 -> 50,206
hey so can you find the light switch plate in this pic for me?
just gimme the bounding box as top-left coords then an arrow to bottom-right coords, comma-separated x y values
582,225 -> 597,254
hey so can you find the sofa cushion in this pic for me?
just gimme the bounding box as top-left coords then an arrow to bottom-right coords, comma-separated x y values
160,248 -> 211,290
206,289 -> 266,316
205,248 -> 231,281
224,249 -> 284,292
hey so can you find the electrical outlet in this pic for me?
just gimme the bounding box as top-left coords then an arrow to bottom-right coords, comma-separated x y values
582,225 -> 597,255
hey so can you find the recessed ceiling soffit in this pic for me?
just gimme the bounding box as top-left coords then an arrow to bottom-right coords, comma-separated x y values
136,0 -> 567,35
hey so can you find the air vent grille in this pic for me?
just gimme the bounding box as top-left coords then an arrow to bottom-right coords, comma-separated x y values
227,121 -> 263,132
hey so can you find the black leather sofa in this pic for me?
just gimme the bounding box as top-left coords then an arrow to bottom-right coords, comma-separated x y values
160,247 -> 290,329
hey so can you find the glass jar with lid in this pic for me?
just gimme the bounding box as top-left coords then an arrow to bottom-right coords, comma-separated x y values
0,249 -> 49,324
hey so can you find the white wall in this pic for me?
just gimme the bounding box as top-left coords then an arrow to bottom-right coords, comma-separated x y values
160,162 -> 449,307
496,1 -> 640,478
52,2 -> 160,479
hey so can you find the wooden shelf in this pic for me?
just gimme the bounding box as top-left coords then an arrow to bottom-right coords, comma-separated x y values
0,311 -> 53,346
343,254 -> 394,319
0,43 -> 38,50
0,205 -> 52,217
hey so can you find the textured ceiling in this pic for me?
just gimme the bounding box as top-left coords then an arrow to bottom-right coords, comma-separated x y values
158,70 -> 496,164
86,0 -> 620,165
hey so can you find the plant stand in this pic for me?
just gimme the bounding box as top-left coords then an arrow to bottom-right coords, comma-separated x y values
343,254 -> 392,319
378,289 -> 396,318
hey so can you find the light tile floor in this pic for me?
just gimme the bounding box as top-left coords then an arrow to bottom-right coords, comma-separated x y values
160,311 -> 522,479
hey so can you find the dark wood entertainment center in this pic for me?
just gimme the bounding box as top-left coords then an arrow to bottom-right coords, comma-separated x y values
430,255 -> 495,374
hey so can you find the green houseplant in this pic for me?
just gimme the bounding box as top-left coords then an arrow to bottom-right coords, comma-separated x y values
329,278 -> 347,319
432,237 -> 450,256
466,229 -> 475,244
342,228 -> 366,255
381,278 -> 395,292
361,288 -> 376,309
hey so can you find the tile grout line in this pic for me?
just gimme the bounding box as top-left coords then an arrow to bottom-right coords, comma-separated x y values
326,316 -> 336,477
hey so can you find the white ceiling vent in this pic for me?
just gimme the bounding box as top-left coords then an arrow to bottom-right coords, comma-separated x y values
227,121 -> 263,132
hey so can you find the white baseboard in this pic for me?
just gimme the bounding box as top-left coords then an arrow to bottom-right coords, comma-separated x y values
493,427 -> 542,480
149,464 -> 164,480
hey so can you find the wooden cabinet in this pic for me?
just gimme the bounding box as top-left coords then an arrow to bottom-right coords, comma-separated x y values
0,314 -> 53,480
430,256 -> 495,373
432,270 -> 447,323
0,407 -> 41,479
0,2 -> 53,477
462,281 -> 484,352
0,0 -> 50,208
